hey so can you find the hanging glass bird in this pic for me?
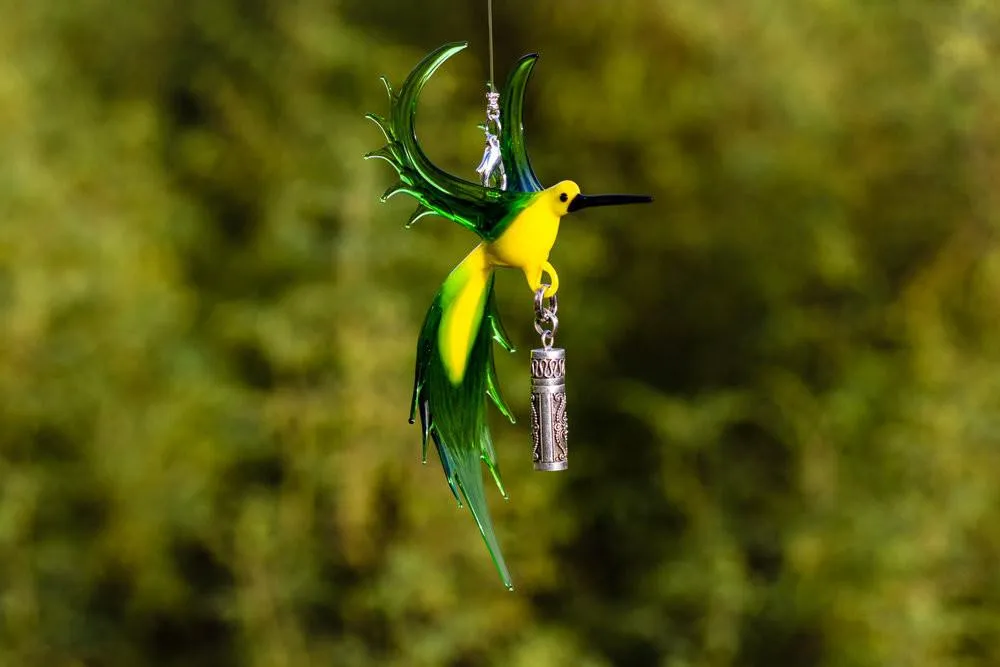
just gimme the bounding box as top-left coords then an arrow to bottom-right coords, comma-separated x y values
365,42 -> 652,589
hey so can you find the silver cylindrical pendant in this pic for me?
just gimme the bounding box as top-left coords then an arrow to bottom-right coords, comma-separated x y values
530,347 -> 568,471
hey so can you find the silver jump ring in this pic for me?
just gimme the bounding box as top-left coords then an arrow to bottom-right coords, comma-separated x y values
533,286 -> 558,318
533,316 -> 559,339
533,285 -> 559,346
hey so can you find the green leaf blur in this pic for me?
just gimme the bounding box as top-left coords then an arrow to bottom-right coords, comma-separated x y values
1,1 -> 999,665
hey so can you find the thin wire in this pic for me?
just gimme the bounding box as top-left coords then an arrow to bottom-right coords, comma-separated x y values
487,0 -> 495,87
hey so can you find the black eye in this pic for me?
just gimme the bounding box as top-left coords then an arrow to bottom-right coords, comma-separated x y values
559,192 -> 568,202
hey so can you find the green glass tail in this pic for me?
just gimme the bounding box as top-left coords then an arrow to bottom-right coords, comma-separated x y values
409,267 -> 516,588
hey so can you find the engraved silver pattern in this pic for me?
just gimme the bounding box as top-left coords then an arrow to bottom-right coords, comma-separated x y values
552,392 -> 568,462
530,357 -> 565,379
530,347 -> 568,471
530,394 -> 542,464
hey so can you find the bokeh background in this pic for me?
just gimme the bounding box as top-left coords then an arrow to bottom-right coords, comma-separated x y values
2,0 -> 1000,665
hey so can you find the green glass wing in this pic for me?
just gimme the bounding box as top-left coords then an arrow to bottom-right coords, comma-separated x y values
365,42 -> 536,241
499,54 -> 544,194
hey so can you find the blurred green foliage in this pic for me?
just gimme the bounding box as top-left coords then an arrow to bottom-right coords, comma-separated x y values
2,0 -> 1000,665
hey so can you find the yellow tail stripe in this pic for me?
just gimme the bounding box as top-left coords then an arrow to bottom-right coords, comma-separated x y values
438,244 -> 492,385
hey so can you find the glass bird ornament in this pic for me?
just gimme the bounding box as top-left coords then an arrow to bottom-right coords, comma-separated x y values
365,42 -> 652,589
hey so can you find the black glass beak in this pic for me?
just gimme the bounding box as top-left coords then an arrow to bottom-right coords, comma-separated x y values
567,193 -> 654,213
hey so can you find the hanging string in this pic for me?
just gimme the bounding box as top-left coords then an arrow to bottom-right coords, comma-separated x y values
487,0 -> 496,89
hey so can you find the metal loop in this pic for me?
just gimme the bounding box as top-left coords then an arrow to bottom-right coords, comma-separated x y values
533,317 -> 559,340
533,285 -> 558,348
533,286 -> 558,319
